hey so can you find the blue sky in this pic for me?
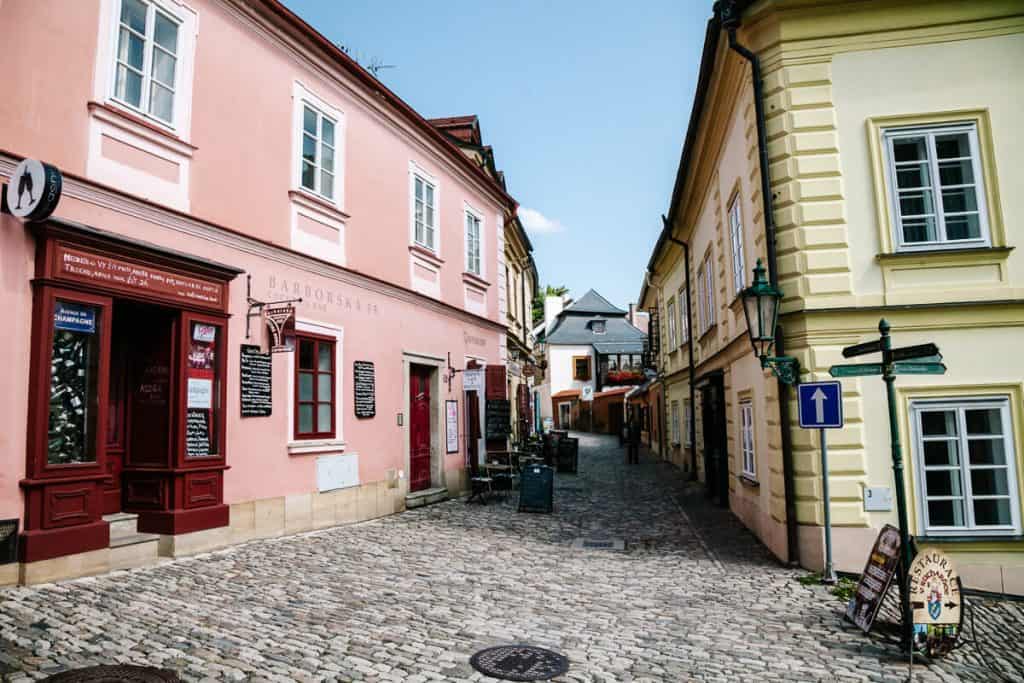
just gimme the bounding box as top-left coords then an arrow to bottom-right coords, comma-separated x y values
282,0 -> 711,310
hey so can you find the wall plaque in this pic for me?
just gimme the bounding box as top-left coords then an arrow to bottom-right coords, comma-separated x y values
353,361 -> 375,418
845,524 -> 901,633
485,399 -> 511,440
240,344 -> 272,417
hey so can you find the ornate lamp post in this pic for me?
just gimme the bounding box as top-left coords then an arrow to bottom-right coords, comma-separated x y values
740,259 -> 799,384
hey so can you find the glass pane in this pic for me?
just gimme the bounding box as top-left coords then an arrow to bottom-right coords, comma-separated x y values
47,304 -> 101,465
425,183 -> 434,206
318,404 -> 332,433
966,408 -> 1003,436
919,408 -> 952,439
301,161 -> 316,191
425,226 -> 434,249
298,404 -> 314,434
318,343 -> 332,371
302,134 -> 317,165
298,340 -> 314,369
902,216 -> 937,244
414,177 -> 423,201
121,0 -> 147,34
896,163 -> 930,189
322,118 -> 335,147
115,65 -> 143,107
118,29 -> 145,70
321,143 -> 334,173
970,468 -> 1009,497
303,106 -> 317,136
425,205 -> 434,229
149,83 -> 174,123
318,374 -> 332,401
154,12 -> 178,53
892,137 -> 927,163
152,49 -> 176,87
321,171 -> 334,200
925,469 -> 963,497
938,159 -> 974,186
935,133 -> 970,159
968,438 -> 1006,466
923,440 -> 959,467
898,189 -> 934,217
298,372 -> 313,401
928,499 -> 964,527
944,214 -> 981,241
973,498 -> 1011,526
941,187 -> 978,214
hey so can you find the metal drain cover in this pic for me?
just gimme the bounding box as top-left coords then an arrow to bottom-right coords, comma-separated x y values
470,644 -> 569,681
571,537 -> 625,551
43,665 -> 181,682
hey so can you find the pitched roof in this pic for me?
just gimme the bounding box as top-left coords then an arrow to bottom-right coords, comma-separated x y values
546,315 -> 646,346
552,389 -> 581,399
564,289 -> 627,315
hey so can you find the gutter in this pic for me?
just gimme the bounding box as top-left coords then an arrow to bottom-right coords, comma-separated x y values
662,217 -> 698,480
716,0 -> 800,566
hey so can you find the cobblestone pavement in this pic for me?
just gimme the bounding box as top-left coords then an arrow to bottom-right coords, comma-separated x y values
2,433 -> 1022,682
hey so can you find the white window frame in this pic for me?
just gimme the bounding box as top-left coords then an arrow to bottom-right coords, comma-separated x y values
286,319 -> 346,454
464,204 -> 484,277
292,82 -> 345,209
728,196 -> 746,295
740,400 -> 755,478
299,104 -> 338,202
910,397 -> 1021,536
666,299 -> 677,348
409,162 -> 440,253
678,287 -> 689,345
110,0 -> 180,125
671,400 -> 680,446
882,122 -> 991,252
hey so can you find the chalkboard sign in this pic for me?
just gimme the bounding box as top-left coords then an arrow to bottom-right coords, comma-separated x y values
240,344 -> 272,417
485,399 -> 511,439
186,409 -> 210,458
353,361 -> 376,418
846,524 -> 902,633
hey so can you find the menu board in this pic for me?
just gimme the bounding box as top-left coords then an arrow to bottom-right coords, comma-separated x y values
446,400 -> 459,453
485,399 -> 511,439
240,344 -> 272,417
846,524 -> 902,633
186,408 -> 210,458
353,361 -> 375,418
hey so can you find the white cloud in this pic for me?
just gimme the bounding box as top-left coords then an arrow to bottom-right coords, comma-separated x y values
519,207 -> 566,235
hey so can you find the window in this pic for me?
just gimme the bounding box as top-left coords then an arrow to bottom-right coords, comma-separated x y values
728,196 -> 746,295
683,400 -> 692,446
671,400 -> 680,445
465,211 -> 481,275
300,104 -> 337,201
573,356 -> 591,381
698,254 -> 716,334
666,299 -> 677,348
911,398 -> 1020,535
413,174 -> 437,250
883,123 -> 989,250
295,334 -> 336,439
591,320 -> 606,334
678,287 -> 689,345
740,400 -> 755,478
113,0 -> 180,124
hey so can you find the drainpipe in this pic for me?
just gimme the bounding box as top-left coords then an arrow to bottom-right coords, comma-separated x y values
717,0 -> 800,566
662,218 -> 698,480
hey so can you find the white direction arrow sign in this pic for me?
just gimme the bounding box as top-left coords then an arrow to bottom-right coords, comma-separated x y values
812,387 -> 827,424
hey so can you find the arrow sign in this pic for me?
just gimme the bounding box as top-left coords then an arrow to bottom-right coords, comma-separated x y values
797,381 -> 843,429
892,361 -> 947,375
812,387 -> 826,423
830,363 -> 883,377
842,339 -> 883,358
888,343 -> 940,363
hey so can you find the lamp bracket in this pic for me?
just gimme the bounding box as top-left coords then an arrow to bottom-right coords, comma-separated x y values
762,355 -> 800,385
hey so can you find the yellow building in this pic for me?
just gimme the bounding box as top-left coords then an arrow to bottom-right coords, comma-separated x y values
641,0 -> 1024,593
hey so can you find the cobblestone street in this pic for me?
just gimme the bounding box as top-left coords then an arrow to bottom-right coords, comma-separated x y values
2,433 -> 1022,682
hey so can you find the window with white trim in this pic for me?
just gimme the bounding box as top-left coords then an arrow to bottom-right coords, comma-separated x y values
740,400 -> 755,478
113,0 -> 180,124
678,287 -> 689,345
698,253 -> 715,334
911,397 -> 1020,535
666,299 -> 677,349
883,123 -> 990,250
465,211 -> 481,275
671,400 -> 681,446
413,174 -> 437,251
728,196 -> 746,295
299,104 -> 337,201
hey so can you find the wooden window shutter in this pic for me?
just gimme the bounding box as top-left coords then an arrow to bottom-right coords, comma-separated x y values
486,364 -> 507,399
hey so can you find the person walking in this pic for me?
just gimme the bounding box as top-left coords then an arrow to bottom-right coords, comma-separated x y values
627,413 -> 641,465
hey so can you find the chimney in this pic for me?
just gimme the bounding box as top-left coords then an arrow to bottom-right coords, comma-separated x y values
544,295 -> 565,334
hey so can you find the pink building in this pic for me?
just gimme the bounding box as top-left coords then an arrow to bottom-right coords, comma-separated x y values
0,0 -> 516,584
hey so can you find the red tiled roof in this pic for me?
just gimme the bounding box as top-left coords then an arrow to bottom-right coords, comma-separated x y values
552,389 -> 581,399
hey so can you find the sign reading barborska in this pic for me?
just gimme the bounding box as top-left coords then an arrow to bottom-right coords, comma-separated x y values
909,549 -> 961,657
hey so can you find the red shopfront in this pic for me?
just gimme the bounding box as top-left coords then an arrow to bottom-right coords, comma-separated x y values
20,220 -> 242,563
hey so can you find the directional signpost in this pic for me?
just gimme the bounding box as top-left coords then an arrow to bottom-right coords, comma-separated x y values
797,380 -> 843,584
829,319 -> 947,649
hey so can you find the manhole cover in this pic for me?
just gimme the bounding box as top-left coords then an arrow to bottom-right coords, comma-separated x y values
43,665 -> 181,682
470,645 -> 569,681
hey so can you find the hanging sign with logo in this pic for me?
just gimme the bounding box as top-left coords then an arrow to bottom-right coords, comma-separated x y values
909,549 -> 961,657
3,158 -> 62,222
264,304 -> 295,353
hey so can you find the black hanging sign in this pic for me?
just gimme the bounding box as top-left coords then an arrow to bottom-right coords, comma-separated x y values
485,399 -> 511,439
185,409 -> 210,458
240,344 -> 272,417
353,361 -> 376,418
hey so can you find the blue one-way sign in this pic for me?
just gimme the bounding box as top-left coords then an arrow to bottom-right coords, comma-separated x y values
798,381 -> 843,429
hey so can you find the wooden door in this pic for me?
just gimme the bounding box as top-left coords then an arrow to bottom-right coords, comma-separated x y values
126,306 -> 175,468
409,366 -> 432,492
103,347 -> 127,514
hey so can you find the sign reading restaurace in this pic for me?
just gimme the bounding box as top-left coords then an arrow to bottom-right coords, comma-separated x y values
797,381 -> 843,429
909,549 -> 961,657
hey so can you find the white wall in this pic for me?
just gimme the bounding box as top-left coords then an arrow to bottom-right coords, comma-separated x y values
549,345 -> 595,396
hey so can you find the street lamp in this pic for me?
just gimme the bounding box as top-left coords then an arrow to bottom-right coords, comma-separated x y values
741,258 -> 799,385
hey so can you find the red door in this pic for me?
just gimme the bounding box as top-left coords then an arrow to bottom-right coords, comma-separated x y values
409,366 -> 432,493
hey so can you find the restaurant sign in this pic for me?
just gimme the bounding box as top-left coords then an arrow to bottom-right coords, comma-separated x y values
4,158 -> 62,222
846,524 -> 901,633
909,549 -> 961,657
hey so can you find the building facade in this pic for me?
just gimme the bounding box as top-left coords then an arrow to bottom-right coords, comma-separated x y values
0,0 -> 516,584
641,0 -> 1024,593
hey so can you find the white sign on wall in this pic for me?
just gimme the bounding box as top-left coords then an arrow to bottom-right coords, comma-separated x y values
582,385 -> 594,402
187,378 -> 213,409
463,368 -> 485,392
316,453 -> 360,492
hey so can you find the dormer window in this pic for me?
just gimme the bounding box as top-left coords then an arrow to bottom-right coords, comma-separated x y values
590,320 -> 606,334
